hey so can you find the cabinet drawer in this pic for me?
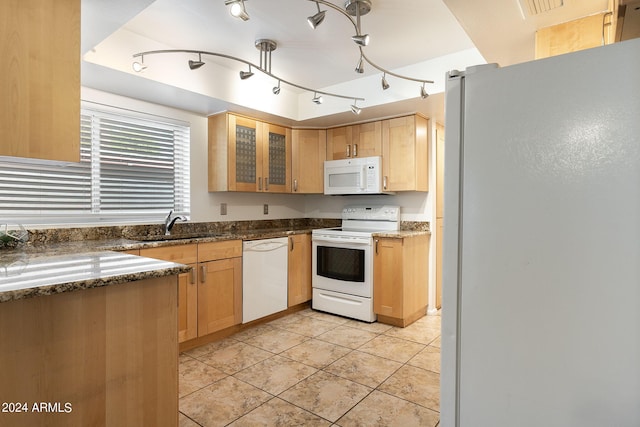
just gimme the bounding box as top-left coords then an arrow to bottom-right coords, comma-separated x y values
140,244 -> 198,265
198,240 -> 242,262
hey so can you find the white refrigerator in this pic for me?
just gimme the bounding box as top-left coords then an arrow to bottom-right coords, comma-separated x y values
442,38 -> 640,427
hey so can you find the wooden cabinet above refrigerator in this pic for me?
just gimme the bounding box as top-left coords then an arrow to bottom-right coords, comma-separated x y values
0,0 -> 80,162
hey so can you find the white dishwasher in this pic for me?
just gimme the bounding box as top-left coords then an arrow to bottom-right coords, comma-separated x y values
242,237 -> 288,323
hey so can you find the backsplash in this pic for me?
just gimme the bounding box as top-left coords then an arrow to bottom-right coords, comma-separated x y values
23,218 -> 340,245
14,218 -> 428,247
400,221 -> 431,232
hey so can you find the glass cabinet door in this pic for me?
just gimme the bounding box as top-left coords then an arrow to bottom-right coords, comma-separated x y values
229,115 -> 262,191
262,123 -> 291,193
228,115 -> 290,193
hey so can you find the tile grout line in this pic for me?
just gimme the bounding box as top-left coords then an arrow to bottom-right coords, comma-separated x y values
179,309 -> 441,426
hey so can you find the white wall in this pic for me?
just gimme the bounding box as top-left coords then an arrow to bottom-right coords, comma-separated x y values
83,87 -> 308,223
303,192 -> 431,221
84,87 -> 439,311
84,87 -> 435,223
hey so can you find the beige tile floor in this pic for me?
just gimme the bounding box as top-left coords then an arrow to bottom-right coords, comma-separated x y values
179,308 -> 441,427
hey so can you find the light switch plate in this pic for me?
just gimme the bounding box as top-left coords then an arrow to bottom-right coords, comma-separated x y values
263,204 -> 268,215
220,203 -> 227,215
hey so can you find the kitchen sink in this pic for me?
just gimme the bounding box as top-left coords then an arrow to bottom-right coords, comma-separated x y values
131,232 -> 223,242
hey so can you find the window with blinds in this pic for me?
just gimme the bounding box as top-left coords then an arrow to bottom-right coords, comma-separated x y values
0,106 -> 190,224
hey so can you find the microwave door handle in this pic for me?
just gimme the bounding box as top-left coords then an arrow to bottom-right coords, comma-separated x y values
360,165 -> 366,190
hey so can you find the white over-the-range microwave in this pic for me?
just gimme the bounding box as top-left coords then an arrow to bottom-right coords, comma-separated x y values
323,156 -> 394,195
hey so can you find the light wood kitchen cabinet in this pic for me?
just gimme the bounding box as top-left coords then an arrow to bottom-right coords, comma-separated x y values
208,113 -> 291,193
373,234 -> 429,327
287,233 -> 312,306
535,12 -> 613,59
197,240 -> 243,336
352,121 -> 382,158
140,244 -> 198,342
141,240 -> 243,341
326,122 -> 382,160
291,129 -> 326,193
0,275 -> 178,426
1,0 -> 80,162
326,126 -> 352,160
381,115 -> 429,192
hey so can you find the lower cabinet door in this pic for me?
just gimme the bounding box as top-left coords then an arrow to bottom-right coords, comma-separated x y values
287,234 -> 312,306
178,265 -> 198,343
197,257 -> 242,336
373,238 -> 404,318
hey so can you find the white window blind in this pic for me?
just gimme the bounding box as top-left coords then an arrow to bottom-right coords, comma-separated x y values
0,106 -> 190,224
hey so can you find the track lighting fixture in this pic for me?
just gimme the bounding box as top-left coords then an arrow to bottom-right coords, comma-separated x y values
225,0 -> 249,21
381,73 -> 390,90
188,53 -> 205,70
307,2 -> 326,29
420,83 -> 429,99
132,55 -> 146,72
308,0 -> 433,99
355,56 -> 364,74
350,100 -> 362,115
239,65 -> 254,80
132,45 -> 364,113
133,0 -> 433,115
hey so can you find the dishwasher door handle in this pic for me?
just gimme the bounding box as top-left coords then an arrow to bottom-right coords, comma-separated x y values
244,242 -> 288,252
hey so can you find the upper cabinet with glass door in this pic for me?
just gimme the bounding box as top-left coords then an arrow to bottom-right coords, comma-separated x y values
208,113 -> 291,193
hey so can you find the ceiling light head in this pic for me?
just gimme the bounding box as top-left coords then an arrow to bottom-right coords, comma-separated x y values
420,83 -> 429,99
132,61 -> 146,72
307,2 -> 326,29
355,56 -> 364,74
132,56 -> 146,72
188,60 -> 205,70
226,0 -> 249,21
188,53 -> 205,70
381,73 -> 390,90
312,93 -> 323,104
273,81 -> 281,95
351,34 -> 370,46
350,100 -> 362,115
239,66 -> 254,80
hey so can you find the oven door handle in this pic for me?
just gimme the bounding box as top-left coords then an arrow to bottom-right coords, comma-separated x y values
313,236 -> 371,246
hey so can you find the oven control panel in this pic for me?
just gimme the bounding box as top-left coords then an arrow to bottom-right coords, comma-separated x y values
341,205 -> 400,222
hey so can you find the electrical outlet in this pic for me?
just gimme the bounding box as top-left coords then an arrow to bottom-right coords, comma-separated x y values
220,203 -> 227,215
263,204 -> 269,215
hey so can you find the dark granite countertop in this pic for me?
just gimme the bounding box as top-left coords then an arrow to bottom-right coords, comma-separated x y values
372,230 -> 431,238
0,251 -> 189,303
0,218 -> 429,303
0,228 -> 319,303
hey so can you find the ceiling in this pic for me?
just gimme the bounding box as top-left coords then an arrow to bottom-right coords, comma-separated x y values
81,0 -> 609,127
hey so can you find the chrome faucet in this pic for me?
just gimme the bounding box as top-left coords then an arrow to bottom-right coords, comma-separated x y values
164,210 -> 188,235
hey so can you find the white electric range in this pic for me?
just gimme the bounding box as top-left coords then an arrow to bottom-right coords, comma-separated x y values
311,205 -> 400,322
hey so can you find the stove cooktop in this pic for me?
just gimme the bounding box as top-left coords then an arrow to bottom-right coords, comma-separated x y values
312,205 -> 401,237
